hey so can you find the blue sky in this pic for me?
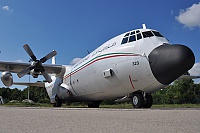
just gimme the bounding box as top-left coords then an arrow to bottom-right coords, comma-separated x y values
0,0 -> 200,89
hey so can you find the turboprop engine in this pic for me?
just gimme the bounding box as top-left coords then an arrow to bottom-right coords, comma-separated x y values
1,71 -> 13,87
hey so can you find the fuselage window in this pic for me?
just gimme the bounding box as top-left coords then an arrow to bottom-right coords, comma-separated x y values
152,31 -> 164,37
121,37 -> 129,44
142,31 -> 154,38
129,35 -> 136,42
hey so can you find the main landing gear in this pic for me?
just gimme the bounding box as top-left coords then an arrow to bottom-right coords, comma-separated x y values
132,92 -> 153,108
88,101 -> 101,108
53,95 -> 62,107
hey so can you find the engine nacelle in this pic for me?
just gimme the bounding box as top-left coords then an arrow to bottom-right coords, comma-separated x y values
57,86 -> 71,100
30,69 -> 40,78
1,71 -> 13,87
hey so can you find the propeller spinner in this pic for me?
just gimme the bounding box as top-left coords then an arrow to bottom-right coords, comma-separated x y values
17,44 -> 57,83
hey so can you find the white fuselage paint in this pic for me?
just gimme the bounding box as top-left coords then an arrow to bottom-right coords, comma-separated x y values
45,28 -> 169,102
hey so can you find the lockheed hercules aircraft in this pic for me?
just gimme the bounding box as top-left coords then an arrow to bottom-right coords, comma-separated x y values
0,24 -> 196,108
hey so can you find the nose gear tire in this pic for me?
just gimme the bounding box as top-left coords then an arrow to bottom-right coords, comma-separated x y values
132,93 -> 144,108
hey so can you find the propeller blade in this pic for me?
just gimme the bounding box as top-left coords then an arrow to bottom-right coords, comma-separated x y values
23,44 -> 37,61
21,44 -> 54,82
40,50 -> 57,63
17,65 -> 35,78
38,66 -> 52,83
41,71 -> 52,83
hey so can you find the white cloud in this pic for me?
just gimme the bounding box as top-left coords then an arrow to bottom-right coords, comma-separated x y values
189,62 -> 200,76
170,10 -> 174,15
176,2 -> 200,28
2,6 -> 9,11
1,5 -> 13,14
69,58 -> 82,65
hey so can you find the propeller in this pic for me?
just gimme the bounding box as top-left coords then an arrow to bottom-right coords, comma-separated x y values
17,44 -> 57,83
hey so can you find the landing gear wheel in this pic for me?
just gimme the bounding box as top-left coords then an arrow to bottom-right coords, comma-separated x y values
132,93 -> 144,108
88,101 -> 101,108
143,94 -> 153,108
53,96 -> 62,107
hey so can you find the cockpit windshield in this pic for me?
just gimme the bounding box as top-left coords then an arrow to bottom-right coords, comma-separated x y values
142,31 -> 154,38
121,30 -> 164,45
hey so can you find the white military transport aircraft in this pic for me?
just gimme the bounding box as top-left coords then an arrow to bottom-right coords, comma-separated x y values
0,24 -> 197,108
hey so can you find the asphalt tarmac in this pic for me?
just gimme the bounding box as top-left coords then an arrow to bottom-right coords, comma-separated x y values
0,106 -> 199,133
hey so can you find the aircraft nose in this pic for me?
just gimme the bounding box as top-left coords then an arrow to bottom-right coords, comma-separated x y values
148,44 -> 195,85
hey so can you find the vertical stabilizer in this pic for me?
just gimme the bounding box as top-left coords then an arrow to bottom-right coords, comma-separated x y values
52,50 -> 56,65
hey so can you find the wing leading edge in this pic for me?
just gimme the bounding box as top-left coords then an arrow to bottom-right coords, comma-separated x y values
0,61 -> 63,75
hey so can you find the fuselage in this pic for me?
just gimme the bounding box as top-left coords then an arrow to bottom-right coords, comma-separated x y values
46,28 -> 168,101
69,28 -> 169,99
45,27 -> 195,103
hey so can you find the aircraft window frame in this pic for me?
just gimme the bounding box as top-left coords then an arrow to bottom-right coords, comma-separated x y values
142,31 -> 154,38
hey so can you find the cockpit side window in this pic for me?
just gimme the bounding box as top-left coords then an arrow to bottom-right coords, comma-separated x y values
142,31 -> 154,38
124,33 -> 130,37
121,37 -> 129,44
152,31 -> 164,37
121,30 -> 142,44
130,31 -> 135,35
136,30 -> 140,33
129,35 -> 136,42
137,33 -> 142,40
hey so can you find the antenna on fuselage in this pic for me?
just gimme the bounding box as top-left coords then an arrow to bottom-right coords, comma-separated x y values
142,24 -> 147,29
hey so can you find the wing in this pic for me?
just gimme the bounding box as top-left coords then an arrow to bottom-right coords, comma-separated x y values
0,61 -> 63,75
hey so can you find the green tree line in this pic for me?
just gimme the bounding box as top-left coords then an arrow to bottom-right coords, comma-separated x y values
153,79 -> 200,104
0,86 -> 50,103
0,79 -> 200,104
